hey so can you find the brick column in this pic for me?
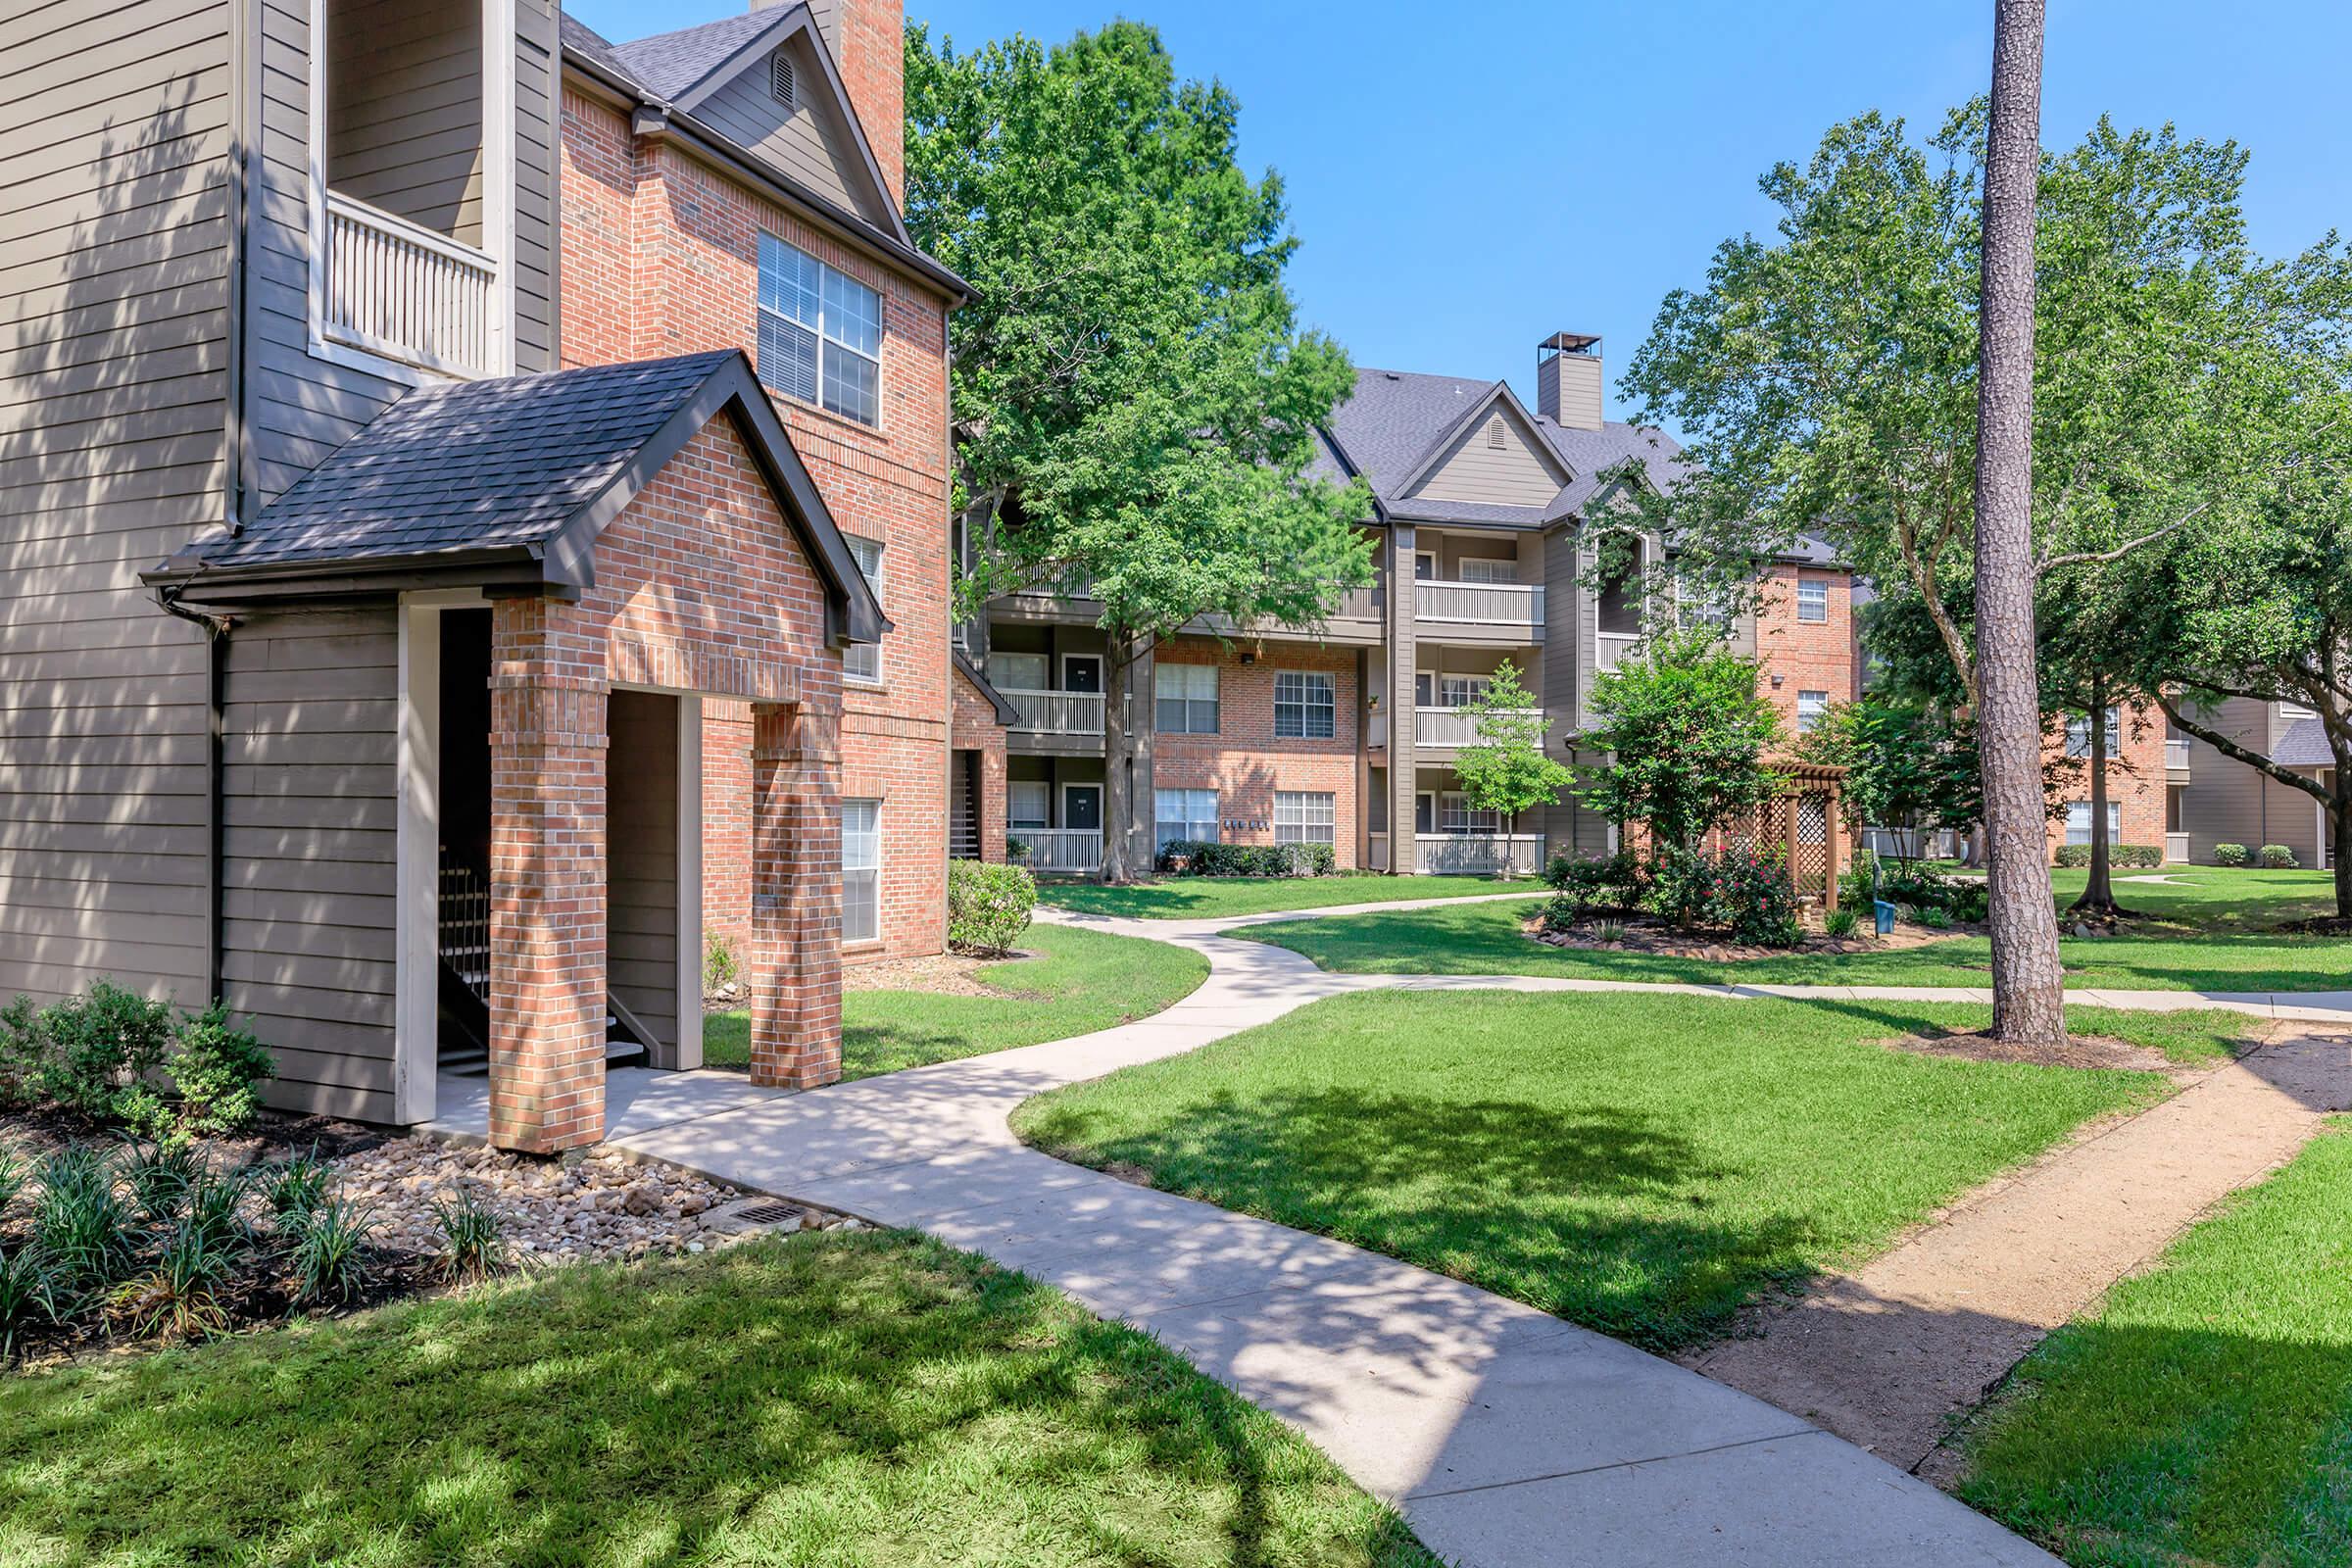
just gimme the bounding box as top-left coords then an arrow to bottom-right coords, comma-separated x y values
487,596 -> 610,1152
750,702 -> 843,1088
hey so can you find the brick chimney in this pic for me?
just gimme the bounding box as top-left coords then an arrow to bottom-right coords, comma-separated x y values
1536,332 -> 1604,431
756,0 -> 904,206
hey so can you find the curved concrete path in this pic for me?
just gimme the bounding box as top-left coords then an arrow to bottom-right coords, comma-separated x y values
424,894 -> 2348,1564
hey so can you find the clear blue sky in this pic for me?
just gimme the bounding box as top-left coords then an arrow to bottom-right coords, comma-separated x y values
577,1 -> 2351,427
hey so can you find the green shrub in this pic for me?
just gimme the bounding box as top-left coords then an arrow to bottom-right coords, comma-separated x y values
1155,841 -> 1336,878
1544,851 -> 1641,910
111,1218 -> 236,1342
31,1147 -> 134,1290
1004,836 -> 1033,864
0,1151 -> 24,1224
1949,884 -> 1989,923
2116,843 -> 2163,868
1592,917 -> 1629,945
1918,905 -> 1954,930
2260,844 -> 2299,869
703,933 -> 743,994
122,1004 -> 275,1146
1823,906 -> 1861,938
288,1199 -> 375,1305
265,1151 -> 332,1220
121,1141 -> 205,1229
30,982 -> 172,1121
432,1189 -> 509,1283
1877,858 -> 1963,911
2051,843 -> 2161,868
1643,846 -> 1799,944
948,859 -> 1037,955
2051,844 -> 2087,867
0,996 -> 42,1109
0,1245 -> 66,1356
2214,843 -> 2249,866
1540,892 -> 1584,932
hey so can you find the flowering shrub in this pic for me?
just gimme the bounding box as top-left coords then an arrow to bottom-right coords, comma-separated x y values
948,860 -> 1036,955
1643,846 -> 1800,945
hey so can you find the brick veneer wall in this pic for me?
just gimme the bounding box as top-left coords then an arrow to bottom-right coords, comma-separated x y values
1752,565 -> 1857,738
1150,637 -> 1360,866
2042,699 -> 2169,862
950,666 -> 1009,862
491,419 -> 845,1151
559,80 -> 954,966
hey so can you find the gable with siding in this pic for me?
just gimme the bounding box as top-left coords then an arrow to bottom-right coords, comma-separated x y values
688,32 -> 888,230
1408,400 -> 1570,508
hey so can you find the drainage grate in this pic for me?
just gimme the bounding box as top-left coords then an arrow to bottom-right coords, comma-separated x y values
733,1201 -> 801,1225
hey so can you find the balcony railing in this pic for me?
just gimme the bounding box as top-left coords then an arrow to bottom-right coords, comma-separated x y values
2166,737 -> 2192,772
1003,687 -> 1105,735
1013,827 -> 1102,873
1414,833 -> 1545,875
2165,830 -> 2191,864
1416,580 -> 1544,625
323,192 -> 500,378
1594,631 -> 1643,673
1331,584 -> 1383,620
1415,706 -> 1542,747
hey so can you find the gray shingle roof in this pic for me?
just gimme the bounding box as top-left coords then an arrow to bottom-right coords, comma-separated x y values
610,8 -> 786,100
197,354 -> 739,569
559,14 -> 640,89
2274,715 -> 2337,768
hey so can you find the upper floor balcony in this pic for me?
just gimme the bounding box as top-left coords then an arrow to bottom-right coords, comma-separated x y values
1414,578 -> 1545,635
2166,736 -> 2193,781
310,0 -> 514,382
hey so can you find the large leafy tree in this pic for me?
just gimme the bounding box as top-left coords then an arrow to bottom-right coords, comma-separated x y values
1798,698 -> 1984,858
906,23 -> 1373,881
1454,661 -> 1573,878
1577,630 -> 1788,861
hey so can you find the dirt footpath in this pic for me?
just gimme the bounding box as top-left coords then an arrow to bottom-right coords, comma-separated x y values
1682,1025 -> 2352,1478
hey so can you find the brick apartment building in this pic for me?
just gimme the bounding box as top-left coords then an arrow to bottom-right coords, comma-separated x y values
953,334 -> 1861,876
3,0 -> 957,1150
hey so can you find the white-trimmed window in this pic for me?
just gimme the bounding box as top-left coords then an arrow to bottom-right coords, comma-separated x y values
1795,578 -> 1829,623
842,799 -> 881,943
1796,690 -> 1829,734
1008,781 -> 1050,829
1275,791 -> 1336,845
2065,707 -> 2122,758
843,534 -> 885,684
1438,674 -> 1493,709
1274,671 -> 1336,738
757,232 -> 883,425
2065,801 -> 2122,846
1154,788 -> 1219,851
1675,568 -> 1733,632
1440,793 -> 1501,834
1155,662 -> 1219,733
1458,559 -> 1519,584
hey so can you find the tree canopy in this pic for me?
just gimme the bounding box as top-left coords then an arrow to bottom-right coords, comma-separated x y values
906,22 -> 1373,879
1576,630 -> 1788,858
1453,661 -> 1572,875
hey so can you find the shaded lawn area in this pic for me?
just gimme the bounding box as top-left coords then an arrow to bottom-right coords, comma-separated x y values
1959,1118 -> 2352,1567
1250,890 -> 2352,994
0,1232 -> 1436,1568
707,922 -> 1207,1080
1037,873 -> 1514,920
1013,990 -> 2201,1354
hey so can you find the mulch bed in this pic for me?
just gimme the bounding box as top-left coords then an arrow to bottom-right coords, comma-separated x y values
2277,915 -> 2352,938
1874,1029 -> 2179,1072
0,1103 -> 390,1166
1525,912 -> 1984,962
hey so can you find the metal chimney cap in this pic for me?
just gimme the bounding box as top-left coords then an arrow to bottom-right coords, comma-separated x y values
1540,331 -> 1602,355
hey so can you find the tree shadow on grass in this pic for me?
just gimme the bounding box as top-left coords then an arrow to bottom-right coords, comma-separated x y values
0,1234 -> 1438,1567
1022,1087 -> 1821,1354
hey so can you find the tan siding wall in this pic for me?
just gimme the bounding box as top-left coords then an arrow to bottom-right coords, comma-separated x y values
1412,411 -> 1563,507
2173,698 -> 2327,865
691,35 -> 881,226
219,610 -> 399,1121
323,0 -> 486,244
608,689 -> 681,1054
0,0 -> 233,1006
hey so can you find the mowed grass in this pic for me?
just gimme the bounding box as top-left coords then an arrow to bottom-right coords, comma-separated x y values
1250,868 -> 2352,994
0,1232 -> 1437,1568
1037,873 -> 1512,920
1014,990 -> 2187,1352
708,922 -> 1208,1080
1960,1118 -> 2352,1567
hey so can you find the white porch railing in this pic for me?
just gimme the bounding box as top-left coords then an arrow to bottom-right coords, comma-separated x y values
324,191 -> 500,378
1003,687 -> 1105,735
1595,631 -> 1643,673
1015,827 -> 1102,873
2165,830 -> 2191,864
2165,738 -> 2192,772
1414,833 -> 1545,875
1415,706 -> 1542,747
1416,580 -> 1545,626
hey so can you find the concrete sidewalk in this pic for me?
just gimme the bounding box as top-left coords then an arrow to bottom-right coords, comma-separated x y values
433,904 -> 2073,1565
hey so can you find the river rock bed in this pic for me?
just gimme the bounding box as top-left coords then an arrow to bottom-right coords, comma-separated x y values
328,1138 -> 860,1265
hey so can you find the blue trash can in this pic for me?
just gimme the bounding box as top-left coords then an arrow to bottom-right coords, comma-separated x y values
1874,899 -> 1897,936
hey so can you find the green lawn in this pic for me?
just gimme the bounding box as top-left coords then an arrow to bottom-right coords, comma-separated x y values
1959,1118 -> 2352,1567
0,1232 -> 1435,1568
707,921 -> 1208,1080
1250,868 -> 2352,994
1014,990 -> 2195,1353
1037,873 -> 1513,920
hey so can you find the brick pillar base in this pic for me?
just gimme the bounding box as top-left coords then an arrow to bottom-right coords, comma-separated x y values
487,597 -> 610,1152
750,702 -> 842,1088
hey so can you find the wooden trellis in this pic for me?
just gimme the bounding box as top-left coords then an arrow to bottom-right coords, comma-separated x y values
1699,762 -> 1849,911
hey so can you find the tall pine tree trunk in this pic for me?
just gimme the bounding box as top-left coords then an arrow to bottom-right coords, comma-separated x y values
1974,0 -> 2069,1044
1100,640 -> 1138,884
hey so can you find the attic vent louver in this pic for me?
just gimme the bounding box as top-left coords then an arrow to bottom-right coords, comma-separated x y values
1486,415 -> 1506,450
769,50 -> 796,109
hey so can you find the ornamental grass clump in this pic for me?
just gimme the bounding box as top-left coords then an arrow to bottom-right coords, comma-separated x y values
431,1189 -> 510,1284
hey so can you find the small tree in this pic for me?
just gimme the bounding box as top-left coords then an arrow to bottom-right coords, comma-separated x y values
1799,698 -> 1983,858
1577,630 -> 1788,862
1453,661 -> 1572,879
